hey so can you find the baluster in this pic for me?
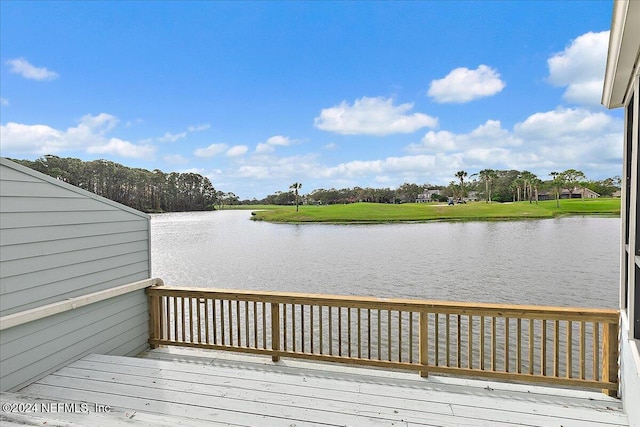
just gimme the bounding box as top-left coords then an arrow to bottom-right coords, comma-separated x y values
517,318 -> 522,373
434,313 -> 439,366
480,316 -> 485,370
213,299 -> 218,345
328,306 -> 332,355
377,309 -> 381,360
580,321 -> 585,379
301,304 -> 305,353
338,307 -> 342,356
367,309 -> 371,359
593,322 -> 599,381
189,297 -> 194,343
292,304 -> 297,352
541,319 -> 547,376
319,305 -> 324,355
468,315 -> 473,369
235,300 -> 241,346
554,320 -> 559,377
245,301 -> 249,347
529,318 -> 534,375
398,311 -> 402,363
456,314 -> 461,368
197,297 -> 202,343
204,298 -> 210,344
387,310 -> 392,362
310,305 -> 314,353
357,308 -> 362,359
348,307 -> 352,357
253,301 -> 258,348
446,313 -> 450,366
409,311 -> 414,364
262,302 -> 267,350
165,295 -> 170,341
505,317 -> 510,372
567,321 -> 573,378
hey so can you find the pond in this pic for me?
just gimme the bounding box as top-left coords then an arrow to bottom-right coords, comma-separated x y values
151,211 -> 620,309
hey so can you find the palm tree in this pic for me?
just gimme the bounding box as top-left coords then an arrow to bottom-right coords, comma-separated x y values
478,169 -> 497,203
549,172 -> 565,208
290,182 -> 302,212
520,171 -> 537,203
455,171 -> 467,201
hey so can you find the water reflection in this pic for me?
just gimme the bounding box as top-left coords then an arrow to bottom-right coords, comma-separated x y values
151,211 -> 619,308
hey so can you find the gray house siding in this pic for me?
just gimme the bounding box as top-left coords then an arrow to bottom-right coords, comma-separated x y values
0,289 -> 150,391
0,158 -> 151,316
0,158 -> 153,392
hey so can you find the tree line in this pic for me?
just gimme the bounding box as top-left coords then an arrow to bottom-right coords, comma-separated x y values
252,169 -> 620,206
9,155 -> 238,213
11,156 -> 620,211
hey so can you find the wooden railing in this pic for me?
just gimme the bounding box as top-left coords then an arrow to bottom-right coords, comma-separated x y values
147,286 -> 619,394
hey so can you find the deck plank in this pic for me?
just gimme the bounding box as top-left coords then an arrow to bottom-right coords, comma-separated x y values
70,355 -> 625,426
0,391 -> 228,426
13,349 -> 627,427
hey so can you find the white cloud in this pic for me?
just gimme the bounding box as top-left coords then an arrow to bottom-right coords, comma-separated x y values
158,123 -> 211,142
194,143 -> 228,158
407,119 -> 521,153
0,122 -> 63,154
187,123 -> 211,132
547,31 -> 609,106
255,142 -> 275,154
158,131 -> 188,142
428,65 -> 505,103
0,113 -> 155,159
255,135 -> 296,153
266,135 -> 292,146
404,107 -> 621,180
323,143 -> 338,150
0,97 -> 8,106
7,57 -> 59,81
226,145 -> 249,157
314,96 -> 438,136
514,107 -> 614,139
87,138 -> 156,158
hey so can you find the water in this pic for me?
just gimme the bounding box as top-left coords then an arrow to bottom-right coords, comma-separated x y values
151,210 -> 620,309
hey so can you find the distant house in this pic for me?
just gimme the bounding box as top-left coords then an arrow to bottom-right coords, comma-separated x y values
416,189 -> 441,202
0,158 -> 157,392
465,191 -> 480,202
538,187 -> 600,200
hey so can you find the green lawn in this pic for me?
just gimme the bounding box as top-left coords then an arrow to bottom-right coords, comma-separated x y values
249,198 -> 620,223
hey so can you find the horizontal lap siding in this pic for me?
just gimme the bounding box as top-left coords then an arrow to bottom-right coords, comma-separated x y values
0,290 -> 150,392
0,160 -> 152,391
0,161 -> 151,317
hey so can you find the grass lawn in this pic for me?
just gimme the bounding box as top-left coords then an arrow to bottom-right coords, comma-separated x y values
249,198 -> 620,223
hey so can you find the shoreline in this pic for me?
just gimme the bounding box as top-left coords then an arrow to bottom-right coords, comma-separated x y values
249,199 -> 621,224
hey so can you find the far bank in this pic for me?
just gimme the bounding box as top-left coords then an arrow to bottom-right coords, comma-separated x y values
249,199 -> 620,224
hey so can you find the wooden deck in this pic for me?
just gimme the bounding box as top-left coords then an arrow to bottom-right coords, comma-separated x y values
2,347 -> 628,426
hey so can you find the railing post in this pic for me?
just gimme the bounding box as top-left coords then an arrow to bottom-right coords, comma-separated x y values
601,320 -> 619,396
271,302 -> 280,362
147,289 -> 161,349
419,310 -> 428,377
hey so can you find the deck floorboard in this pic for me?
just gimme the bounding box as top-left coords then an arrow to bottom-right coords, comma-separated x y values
6,347 -> 627,426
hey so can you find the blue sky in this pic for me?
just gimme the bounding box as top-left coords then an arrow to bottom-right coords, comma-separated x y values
0,1 -> 621,199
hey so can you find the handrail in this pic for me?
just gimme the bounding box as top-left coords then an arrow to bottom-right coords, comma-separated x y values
0,278 -> 164,330
147,286 -> 619,395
